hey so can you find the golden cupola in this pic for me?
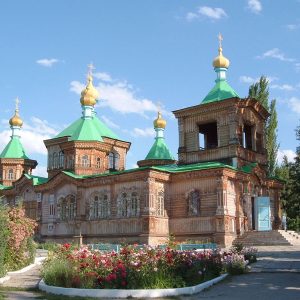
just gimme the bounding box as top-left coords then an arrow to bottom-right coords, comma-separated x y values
80,67 -> 99,106
153,111 -> 166,129
213,33 -> 230,69
9,98 -> 23,127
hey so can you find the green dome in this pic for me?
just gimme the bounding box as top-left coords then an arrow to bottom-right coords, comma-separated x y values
56,115 -> 120,141
202,80 -> 239,104
145,137 -> 174,160
0,136 -> 29,159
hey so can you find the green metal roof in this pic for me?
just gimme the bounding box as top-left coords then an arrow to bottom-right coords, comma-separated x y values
0,136 -> 29,159
24,174 -> 48,186
0,184 -> 12,190
145,137 -> 175,160
202,80 -> 240,104
61,161 -> 236,180
56,115 -> 119,141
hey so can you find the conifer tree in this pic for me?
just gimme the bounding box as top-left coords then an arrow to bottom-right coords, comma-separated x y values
248,76 -> 279,176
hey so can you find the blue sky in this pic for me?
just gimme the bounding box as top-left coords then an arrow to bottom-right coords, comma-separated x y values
0,0 -> 299,176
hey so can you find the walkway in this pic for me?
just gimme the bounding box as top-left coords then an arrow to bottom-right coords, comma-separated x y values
178,245 -> 300,300
0,246 -> 299,299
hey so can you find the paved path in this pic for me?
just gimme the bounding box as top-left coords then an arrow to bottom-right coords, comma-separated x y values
1,246 -> 300,299
176,245 -> 300,300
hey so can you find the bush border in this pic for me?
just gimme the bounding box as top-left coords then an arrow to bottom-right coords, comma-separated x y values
39,273 -> 228,298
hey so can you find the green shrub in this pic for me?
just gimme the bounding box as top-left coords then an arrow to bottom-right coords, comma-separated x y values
0,204 -> 9,277
225,254 -> 248,275
42,258 -> 77,288
37,241 -> 59,252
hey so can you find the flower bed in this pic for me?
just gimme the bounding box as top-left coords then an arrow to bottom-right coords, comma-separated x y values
41,243 -> 248,290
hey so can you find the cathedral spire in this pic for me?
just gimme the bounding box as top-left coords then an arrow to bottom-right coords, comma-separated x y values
212,33 -> 230,82
80,63 -> 99,118
9,98 -> 23,137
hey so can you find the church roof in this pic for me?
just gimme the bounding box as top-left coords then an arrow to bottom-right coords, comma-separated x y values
0,136 -> 29,159
24,174 -> 48,185
202,80 -> 240,104
145,137 -> 175,160
55,115 -> 120,142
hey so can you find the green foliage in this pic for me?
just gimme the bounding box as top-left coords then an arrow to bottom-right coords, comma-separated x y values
0,203 -> 9,277
37,241 -> 59,252
276,124 -> 300,231
248,76 -> 279,176
42,258 -> 76,288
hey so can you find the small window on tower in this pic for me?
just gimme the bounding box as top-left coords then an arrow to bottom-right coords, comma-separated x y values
96,157 -> 101,168
199,122 -> 218,150
8,169 -> 14,180
243,124 -> 253,150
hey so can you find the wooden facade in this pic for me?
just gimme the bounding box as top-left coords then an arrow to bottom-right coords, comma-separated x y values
0,96 -> 283,247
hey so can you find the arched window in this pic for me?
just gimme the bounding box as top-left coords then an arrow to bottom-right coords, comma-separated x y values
58,195 -> 76,221
130,192 -> 139,217
117,192 -> 128,217
188,190 -> 200,216
108,152 -> 120,170
96,157 -> 101,169
53,152 -> 58,169
8,169 -> 14,180
157,190 -> 164,216
89,193 -> 110,219
59,151 -> 64,168
81,155 -> 89,167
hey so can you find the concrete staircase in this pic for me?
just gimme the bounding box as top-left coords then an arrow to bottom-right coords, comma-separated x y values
233,230 -> 300,246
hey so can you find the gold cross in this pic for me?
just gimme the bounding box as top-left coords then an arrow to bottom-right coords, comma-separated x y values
87,63 -> 95,76
15,97 -> 20,111
218,33 -> 223,48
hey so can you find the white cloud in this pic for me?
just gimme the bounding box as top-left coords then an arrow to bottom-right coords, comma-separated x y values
131,127 -> 155,138
257,48 -> 295,62
239,76 -> 257,84
70,72 -> 170,117
32,165 -> 48,177
0,117 -> 58,156
295,63 -> 300,72
100,115 -> 120,129
287,97 -> 300,114
247,0 -> 262,14
93,72 -> 112,82
186,6 -> 227,21
286,23 -> 300,30
36,58 -> 59,67
270,84 -> 295,91
277,149 -> 296,164
186,12 -> 198,21
239,75 -> 278,84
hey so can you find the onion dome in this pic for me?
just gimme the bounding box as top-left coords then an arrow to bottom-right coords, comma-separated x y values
153,111 -> 166,129
9,98 -> 23,127
213,33 -> 230,69
80,72 -> 99,106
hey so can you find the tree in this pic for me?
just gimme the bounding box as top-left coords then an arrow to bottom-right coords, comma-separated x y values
248,76 -> 279,176
276,125 -> 300,231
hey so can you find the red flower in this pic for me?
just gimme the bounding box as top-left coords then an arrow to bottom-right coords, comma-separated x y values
121,280 -> 127,287
63,243 -> 71,250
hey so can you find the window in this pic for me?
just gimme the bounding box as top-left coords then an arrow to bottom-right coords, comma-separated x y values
242,124 -> 253,150
49,194 -> 55,216
130,192 -> 139,217
67,155 -> 74,169
157,191 -> 164,216
188,190 -> 200,216
117,191 -> 140,217
109,152 -> 120,170
89,193 -> 110,219
199,122 -> 218,150
81,155 -> 90,167
8,169 -> 14,180
58,195 -> 76,221
53,152 -> 58,169
96,157 -> 101,169
59,151 -> 64,168
118,192 -> 128,217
